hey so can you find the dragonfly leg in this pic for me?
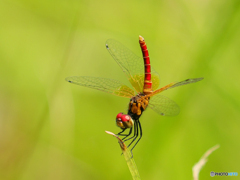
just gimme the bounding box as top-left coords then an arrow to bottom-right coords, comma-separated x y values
125,120 -> 139,148
117,128 -> 127,135
118,127 -> 132,137
123,120 -> 137,141
122,124 -> 135,141
130,120 -> 142,153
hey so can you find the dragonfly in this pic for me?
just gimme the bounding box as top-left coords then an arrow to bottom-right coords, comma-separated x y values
66,36 -> 203,153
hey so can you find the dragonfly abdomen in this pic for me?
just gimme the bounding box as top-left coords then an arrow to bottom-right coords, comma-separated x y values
139,36 -> 152,95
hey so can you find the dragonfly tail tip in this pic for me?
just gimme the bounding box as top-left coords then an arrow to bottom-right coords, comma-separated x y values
139,35 -> 144,41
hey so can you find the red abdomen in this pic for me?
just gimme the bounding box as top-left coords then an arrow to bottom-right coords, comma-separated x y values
139,36 -> 152,95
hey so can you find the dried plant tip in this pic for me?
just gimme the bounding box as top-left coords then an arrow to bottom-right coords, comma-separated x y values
105,131 -> 126,151
192,144 -> 220,180
105,131 -> 141,180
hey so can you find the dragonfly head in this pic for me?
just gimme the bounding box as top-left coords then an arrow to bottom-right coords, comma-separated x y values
116,113 -> 134,129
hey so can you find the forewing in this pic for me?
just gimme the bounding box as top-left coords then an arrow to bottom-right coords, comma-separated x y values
148,94 -> 180,116
105,39 -> 160,92
65,76 -> 135,98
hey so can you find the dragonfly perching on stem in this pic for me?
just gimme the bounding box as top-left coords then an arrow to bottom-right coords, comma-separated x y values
66,36 -> 203,154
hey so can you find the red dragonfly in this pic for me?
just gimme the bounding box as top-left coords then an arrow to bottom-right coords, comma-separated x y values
66,36 -> 203,152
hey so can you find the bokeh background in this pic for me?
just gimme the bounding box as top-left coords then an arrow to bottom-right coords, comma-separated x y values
0,0 -> 240,179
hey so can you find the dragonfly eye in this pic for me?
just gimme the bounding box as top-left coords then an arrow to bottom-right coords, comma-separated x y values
116,113 -> 134,129
121,114 -> 131,122
116,112 -> 123,119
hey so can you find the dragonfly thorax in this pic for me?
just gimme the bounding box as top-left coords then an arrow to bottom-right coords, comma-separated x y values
128,93 -> 150,120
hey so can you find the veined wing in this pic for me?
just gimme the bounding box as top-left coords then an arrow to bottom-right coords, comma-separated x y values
149,77 -> 204,97
105,39 -> 160,93
148,94 -> 180,116
65,76 -> 135,98
167,77 -> 204,89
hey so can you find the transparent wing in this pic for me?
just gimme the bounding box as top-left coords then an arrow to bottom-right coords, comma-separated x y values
106,39 -> 160,93
66,76 -> 135,98
150,77 -> 204,96
148,94 -> 180,116
168,77 -> 204,89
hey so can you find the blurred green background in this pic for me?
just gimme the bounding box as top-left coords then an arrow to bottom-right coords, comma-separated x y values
0,0 -> 240,179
